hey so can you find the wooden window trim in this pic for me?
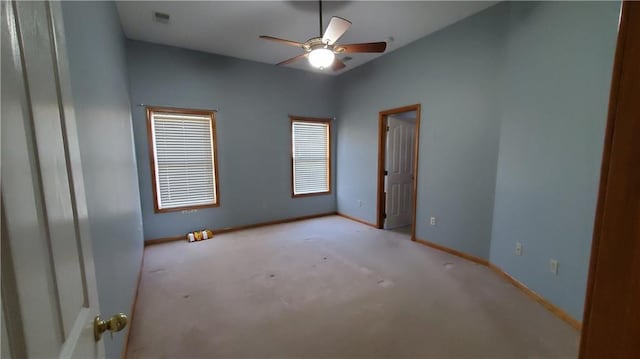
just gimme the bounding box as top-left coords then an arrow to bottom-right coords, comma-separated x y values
146,106 -> 221,213
289,116 -> 332,198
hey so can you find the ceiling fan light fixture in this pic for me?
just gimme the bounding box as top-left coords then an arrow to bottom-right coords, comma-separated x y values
308,48 -> 335,69
260,0 -> 386,71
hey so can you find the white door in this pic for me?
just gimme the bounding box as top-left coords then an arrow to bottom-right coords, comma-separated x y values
1,2 -> 105,357
384,116 -> 416,229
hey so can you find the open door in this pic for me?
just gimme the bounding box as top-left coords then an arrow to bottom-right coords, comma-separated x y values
1,2 -> 125,357
377,104 -> 421,238
384,115 -> 416,229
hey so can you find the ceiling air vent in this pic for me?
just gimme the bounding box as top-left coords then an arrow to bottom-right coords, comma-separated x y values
153,11 -> 170,24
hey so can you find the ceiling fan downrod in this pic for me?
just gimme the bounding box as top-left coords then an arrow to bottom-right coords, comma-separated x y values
318,0 -> 323,39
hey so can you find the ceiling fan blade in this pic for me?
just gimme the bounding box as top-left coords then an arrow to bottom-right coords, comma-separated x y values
322,16 -> 351,45
337,42 -> 387,53
332,58 -> 347,71
259,35 -> 304,48
276,53 -> 308,66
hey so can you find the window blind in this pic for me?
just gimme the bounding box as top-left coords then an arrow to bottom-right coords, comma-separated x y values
150,111 -> 217,210
292,121 -> 330,195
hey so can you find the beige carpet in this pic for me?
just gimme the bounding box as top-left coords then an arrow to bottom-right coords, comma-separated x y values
127,215 -> 578,358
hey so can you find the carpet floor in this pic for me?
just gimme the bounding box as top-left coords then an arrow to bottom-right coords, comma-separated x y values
127,215 -> 578,358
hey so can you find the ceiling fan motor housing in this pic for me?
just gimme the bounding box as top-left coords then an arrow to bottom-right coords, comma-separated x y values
304,38 -> 331,52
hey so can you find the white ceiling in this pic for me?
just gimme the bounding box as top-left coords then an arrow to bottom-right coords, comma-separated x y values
116,1 -> 496,75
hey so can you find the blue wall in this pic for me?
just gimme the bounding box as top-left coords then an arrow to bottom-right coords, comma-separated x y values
335,4 -> 508,259
64,1 -> 618,337
490,1 -> 619,320
126,41 -> 337,240
62,2 -> 144,358
334,1 -> 618,320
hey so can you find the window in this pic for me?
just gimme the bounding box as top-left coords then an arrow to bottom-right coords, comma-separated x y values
147,107 -> 220,212
290,117 -> 331,197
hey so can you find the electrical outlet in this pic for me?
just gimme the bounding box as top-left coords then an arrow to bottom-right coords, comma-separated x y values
430,217 -> 437,226
357,200 -> 363,208
515,242 -> 523,256
550,259 -> 559,275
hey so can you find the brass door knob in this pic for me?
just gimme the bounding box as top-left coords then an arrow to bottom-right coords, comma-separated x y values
94,313 -> 128,341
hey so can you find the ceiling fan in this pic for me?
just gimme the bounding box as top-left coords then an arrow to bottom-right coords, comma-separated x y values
259,0 -> 387,71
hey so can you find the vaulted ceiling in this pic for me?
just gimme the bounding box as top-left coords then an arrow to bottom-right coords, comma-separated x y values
116,1 -> 496,75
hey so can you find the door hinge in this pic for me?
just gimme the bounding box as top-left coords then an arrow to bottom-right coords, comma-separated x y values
384,212 -> 387,219
386,126 -> 390,131
384,170 -> 388,176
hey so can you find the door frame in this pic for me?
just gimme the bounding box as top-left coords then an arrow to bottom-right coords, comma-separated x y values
579,1 -> 640,357
376,104 -> 421,240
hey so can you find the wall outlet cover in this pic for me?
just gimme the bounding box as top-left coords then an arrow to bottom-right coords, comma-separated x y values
515,242 -> 523,256
430,217 -> 437,226
550,259 -> 559,275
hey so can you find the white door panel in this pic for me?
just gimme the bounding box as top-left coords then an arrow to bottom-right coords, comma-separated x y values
384,117 -> 415,229
1,1 -> 104,358
17,1 -> 86,338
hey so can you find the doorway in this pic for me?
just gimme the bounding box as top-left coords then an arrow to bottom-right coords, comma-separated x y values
376,104 -> 421,240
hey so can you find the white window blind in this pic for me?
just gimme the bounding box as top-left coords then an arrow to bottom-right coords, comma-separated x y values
150,110 -> 218,210
292,120 -> 330,195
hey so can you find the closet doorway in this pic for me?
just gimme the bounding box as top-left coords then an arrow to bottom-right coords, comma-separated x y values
376,104 -> 421,240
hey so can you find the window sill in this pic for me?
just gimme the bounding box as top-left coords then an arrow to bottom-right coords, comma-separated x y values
291,191 -> 332,198
154,202 -> 219,213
